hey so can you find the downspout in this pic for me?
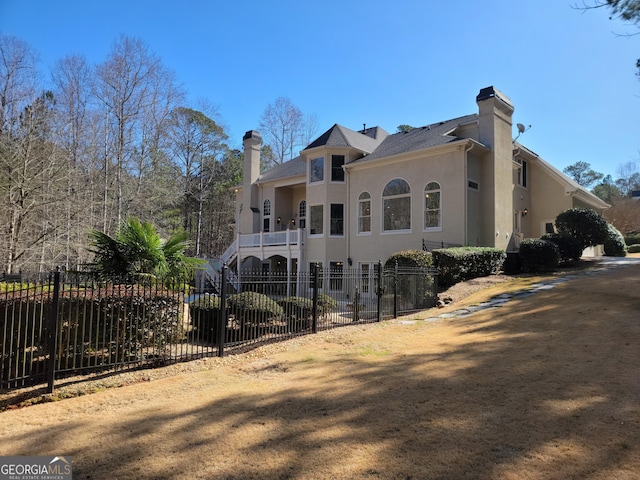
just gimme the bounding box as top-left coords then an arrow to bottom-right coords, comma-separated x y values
345,164 -> 351,266
463,141 -> 473,246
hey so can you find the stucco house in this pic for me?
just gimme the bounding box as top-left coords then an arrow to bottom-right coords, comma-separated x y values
217,86 -> 607,291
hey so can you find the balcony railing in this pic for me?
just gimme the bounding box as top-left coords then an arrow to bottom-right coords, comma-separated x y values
238,229 -> 302,248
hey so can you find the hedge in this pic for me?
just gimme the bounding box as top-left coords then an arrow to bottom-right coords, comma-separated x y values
432,247 -> 506,287
519,239 -> 560,273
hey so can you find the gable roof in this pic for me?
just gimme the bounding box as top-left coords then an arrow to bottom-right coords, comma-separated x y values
349,114 -> 478,164
257,155 -> 306,183
514,142 -> 610,210
305,124 -> 388,153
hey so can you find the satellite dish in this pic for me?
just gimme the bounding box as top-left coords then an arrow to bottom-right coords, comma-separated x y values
517,123 -> 526,134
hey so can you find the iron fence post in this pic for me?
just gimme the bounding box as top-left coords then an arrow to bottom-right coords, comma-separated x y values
218,266 -> 228,357
312,263 -> 318,333
354,286 -> 360,323
376,260 -> 383,322
393,260 -> 398,319
46,268 -> 61,394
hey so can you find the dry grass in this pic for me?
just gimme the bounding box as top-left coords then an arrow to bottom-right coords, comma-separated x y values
1,261 -> 639,479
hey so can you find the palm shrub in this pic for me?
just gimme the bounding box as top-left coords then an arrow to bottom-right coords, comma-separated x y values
604,223 -> 627,257
89,217 -> 203,283
519,239 -> 560,273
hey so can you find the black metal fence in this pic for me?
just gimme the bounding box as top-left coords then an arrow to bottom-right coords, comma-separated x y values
1,264 -> 437,393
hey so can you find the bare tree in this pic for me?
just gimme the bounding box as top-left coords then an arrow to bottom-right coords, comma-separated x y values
50,54 -> 94,268
259,97 -> 316,166
167,107 -> 228,255
0,34 -> 39,134
93,35 -> 166,228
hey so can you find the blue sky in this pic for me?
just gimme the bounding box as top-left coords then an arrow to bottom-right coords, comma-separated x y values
1,0 -> 638,178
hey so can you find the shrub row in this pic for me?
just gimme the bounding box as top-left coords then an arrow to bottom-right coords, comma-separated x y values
189,291 -> 339,343
432,247 -> 506,287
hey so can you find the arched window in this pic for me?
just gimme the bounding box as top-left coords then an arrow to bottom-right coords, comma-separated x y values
299,200 -> 306,228
358,192 -> 371,234
263,199 -> 271,232
424,182 -> 441,230
383,179 -> 411,232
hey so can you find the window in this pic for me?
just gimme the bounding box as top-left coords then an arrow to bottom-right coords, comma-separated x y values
309,205 -> 323,235
358,192 -> 371,234
309,157 -> 324,183
424,182 -> 441,230
309,262 -> 323,290
330,203 -> 344,236
263,199 -> 271,232
331,155 -> 345,182
329,261 -> 343,290
544,222 -> 555,234
359,262 -> 371,294
299,200 -> 306,229
516,159 -> 528,187
383,178 -> 411,232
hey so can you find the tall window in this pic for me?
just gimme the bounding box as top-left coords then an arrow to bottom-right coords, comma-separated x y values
263,199 -> 271,232
331,155 -> 345,182
329,261 -> 343,290
330,204 -> 344,236
309,205 -> 323,235
358,192 -> 371,234
383,178 -> 411,232
359,262 -> 371,294
299,200 -> 306,229
516,159 -> 528,187
424,182 -> 441,230
310,157 -> 324,183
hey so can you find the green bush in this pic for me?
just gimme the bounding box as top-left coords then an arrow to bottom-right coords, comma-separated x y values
604,223 -> 627,257
541,233 -> 583,264
627,244 -> 640,253
384,249 -> 433,269
555,208 -> 608,250
518,239 -> 560,273
317,293 -> 338,317
624,234 -> 640,246
227,291 -> 283,323
189,294 -> 222,342
278,296 -> 314,332
432,247 -> 506,287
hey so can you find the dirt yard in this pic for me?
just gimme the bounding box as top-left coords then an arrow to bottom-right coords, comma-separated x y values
1,259 -> 639,480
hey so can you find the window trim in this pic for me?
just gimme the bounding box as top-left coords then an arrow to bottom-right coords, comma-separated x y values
263,199 -> 271,232
309,157 -> 325,184
424,181 -> 442,232
357,191 -> 372,235
330,154 -> 345,183
308,204 -> 324,237
382,178 -> 412,234
329,203 -> 345,237
298,200 -> 306,229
